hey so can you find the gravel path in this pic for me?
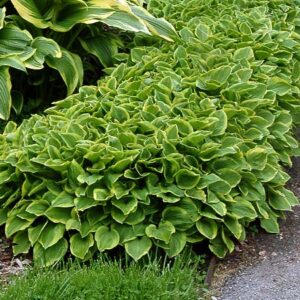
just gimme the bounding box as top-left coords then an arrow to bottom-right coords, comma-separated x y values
212,157 -> 300,300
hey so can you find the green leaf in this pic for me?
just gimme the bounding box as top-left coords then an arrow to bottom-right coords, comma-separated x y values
224,216 -> 242,239
39,223 -> 65,249
125,236 -> 152,261
44,207 -> 71,224
260,215 -> 279,234
162,206 -> 194,231
112,196 -> 138,215
145,221 -> 175,243
268,77 -> 291,96
70,233 -> 94,259
165,232 -> 186,257
33,239 -> 68,267
175,169 -> 200,189
26,200 -> 49,216
5,216 -> 33,237
95,226 -> 120,251
0,66 -> 11,120
228,197 -> 257,219
13,230 -> 31,255
196,218 -> 218,239
46,49 -> 83,95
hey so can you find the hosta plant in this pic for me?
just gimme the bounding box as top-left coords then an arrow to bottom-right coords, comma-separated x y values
0,0 -> 176,120
0,0 -> 300,265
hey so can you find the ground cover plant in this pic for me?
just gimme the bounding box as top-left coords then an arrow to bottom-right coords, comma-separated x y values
0,0 -> 176,121
0,0 -> 300,266
0,253 -> 206,300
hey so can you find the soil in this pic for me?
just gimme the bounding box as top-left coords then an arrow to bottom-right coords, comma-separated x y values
210,156 -> 300,300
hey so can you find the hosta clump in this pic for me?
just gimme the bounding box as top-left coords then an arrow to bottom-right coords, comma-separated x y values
0,0 -> 176,120
0,0 -> 300,265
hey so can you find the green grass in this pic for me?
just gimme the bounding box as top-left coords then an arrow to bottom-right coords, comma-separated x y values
0,253 -> 207,300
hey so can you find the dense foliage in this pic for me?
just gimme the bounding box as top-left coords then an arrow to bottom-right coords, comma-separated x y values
0,0 -> 300,265
0,0 -> 176,120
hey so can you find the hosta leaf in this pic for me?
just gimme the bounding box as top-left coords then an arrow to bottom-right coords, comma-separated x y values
224,216 -> 242,239
70,233 -> 94,259
11,0 -> 52,28
5,216 -> 33,237
112,196 -> 137,215
268,77 -> 291,96
0,208 -> 8,225
12,230 -> 31,255
209,238 -> 227,258
28,221 -> 48,246
221,228 -> 235,253
0,67 -> 11,120
26,200 -> 49,216
162,206 -> 194,231
175,169 -> 200,189
125,236 -> 152,261
39,223 -> 65,249
46,49 -> 83,95
44,207 -> 71,224
260,215 -> 280,234
95,226 -> 120,251
145,221 -> 175,242
228,197 -> 257,219
246,147 -> 268,170
165,232 -> 186,257
33,238 -> 68,267
196,218 -> 218,239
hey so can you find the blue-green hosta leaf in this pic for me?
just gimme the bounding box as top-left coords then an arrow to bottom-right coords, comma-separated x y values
125,236 -> 152,261
70,233 -> 94,259
46,49 -> 83,95
165,232 -> 186,257
39,223 -> 65,249
196,218 -> 218,239
95,226 -> 120,251
145,221 -> 175,243
33,238 -> 68,267
0,67 -> 11,120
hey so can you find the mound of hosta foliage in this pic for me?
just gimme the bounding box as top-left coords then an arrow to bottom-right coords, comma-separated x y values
1,0 -> 300,265
0,0 -> 175,120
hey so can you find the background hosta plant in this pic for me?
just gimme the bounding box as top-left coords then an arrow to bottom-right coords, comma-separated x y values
0,0 -> 300,266
0,0 -> 176,121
